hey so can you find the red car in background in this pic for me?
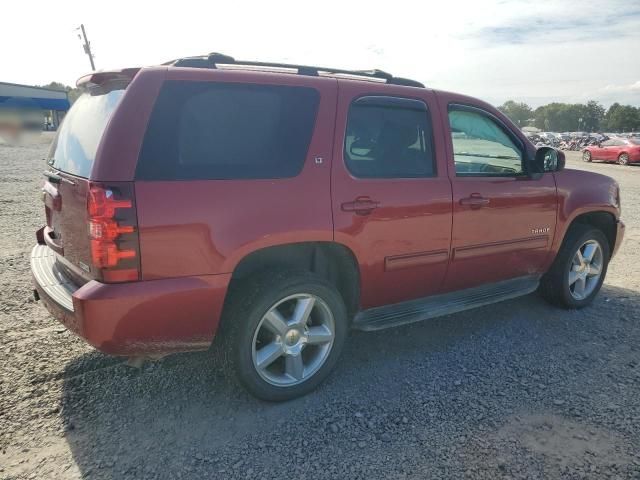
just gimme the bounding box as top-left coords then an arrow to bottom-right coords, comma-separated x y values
583,138 -> 640,165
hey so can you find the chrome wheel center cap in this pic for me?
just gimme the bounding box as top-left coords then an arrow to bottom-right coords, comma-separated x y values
285,329 -> 301,346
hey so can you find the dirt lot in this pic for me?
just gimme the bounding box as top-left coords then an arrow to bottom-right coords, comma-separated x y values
1,135 -> 639,479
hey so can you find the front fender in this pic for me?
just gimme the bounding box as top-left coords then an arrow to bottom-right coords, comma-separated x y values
551,168 -> 620,255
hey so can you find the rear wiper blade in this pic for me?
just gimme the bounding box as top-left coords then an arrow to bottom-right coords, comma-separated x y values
43,171 -> 75,185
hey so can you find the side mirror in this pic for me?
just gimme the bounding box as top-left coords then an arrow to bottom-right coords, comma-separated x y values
535,146 -> 565,173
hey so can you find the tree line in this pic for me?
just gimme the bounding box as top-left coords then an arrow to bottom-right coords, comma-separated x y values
498,100 -> 640,133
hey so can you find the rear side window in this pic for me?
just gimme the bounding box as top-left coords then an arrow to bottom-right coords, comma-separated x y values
136,81 -> 320,180
48,89 -> 124,178
344,96 -> 435,178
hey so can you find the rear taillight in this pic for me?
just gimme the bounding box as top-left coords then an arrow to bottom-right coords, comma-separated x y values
87,183 -> 140,283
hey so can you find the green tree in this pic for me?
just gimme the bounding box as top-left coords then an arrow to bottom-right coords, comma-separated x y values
603,103 -> 640,132
533,102 -> 606,132
498,100 -> 533,127
579,101 -> 605,132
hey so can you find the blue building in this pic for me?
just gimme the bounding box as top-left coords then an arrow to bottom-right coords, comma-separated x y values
0,82 -> 71,130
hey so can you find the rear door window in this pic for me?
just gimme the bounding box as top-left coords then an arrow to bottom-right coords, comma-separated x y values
136,81 -> 320,180
344,96 -> 435,178
48,89 -> 124,178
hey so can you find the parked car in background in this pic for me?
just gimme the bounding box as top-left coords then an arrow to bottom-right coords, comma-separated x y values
583,137 -> 640,165
31,53 -> 624,400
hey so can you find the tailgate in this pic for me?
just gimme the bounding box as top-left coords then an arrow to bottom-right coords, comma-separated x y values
43,87 -> 125,281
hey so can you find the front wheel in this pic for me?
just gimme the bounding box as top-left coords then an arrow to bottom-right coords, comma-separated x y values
582,151 -> 592,162
222,270 -> 348,401
618,153 -> 629,165
539,225 -> 610,309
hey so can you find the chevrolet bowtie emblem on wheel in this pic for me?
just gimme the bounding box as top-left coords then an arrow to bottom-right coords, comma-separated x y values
532,227 -> 550,235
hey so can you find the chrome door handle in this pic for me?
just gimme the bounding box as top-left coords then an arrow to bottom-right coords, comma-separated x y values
341,197 -> 380,215
460,194 -> 490,209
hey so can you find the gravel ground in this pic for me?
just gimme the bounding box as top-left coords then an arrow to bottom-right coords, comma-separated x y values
1,134 -> 639,479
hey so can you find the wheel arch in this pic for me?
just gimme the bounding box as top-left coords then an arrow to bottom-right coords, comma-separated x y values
229,241 -> 361,317
562,211 -> 617,258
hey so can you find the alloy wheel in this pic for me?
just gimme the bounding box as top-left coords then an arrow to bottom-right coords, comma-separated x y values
251,294 -> 335,387
568,240 -> 603,300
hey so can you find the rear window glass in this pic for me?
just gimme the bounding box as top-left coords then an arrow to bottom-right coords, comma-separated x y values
48,90 -> 124,178
136,81 -> 320,180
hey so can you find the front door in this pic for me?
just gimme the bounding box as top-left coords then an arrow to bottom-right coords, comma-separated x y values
331,82 -> 453,310
438,96 -> 557,292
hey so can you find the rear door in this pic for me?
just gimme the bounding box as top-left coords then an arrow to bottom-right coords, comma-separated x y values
437,94 -> 557,292
43,87 -> 126,281
331,81 -> 453,309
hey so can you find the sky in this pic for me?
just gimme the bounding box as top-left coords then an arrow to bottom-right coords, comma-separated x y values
2,0 -> 639,108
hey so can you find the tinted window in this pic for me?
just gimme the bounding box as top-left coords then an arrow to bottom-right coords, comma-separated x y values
448,106 -> 523,176
136,81 -> 319,180
344,98 -> 435,178
48,89 -> 124,178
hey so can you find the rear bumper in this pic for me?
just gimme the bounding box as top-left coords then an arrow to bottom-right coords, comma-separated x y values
611,219 -> 625,258
31,244 -> 231,356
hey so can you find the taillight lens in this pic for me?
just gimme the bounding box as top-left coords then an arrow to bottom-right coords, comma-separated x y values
87,183 -> 140,282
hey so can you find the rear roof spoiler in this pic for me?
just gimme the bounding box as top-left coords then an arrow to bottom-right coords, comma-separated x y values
76,68 -> 141,88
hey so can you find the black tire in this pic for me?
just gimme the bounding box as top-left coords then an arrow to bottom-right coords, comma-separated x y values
618,153 -> 629,165
539,224 -> 610,309
221,270 -> 348,401
582,151 -> 592,162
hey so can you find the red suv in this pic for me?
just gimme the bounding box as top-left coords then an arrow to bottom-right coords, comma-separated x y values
32,53 -> 624,400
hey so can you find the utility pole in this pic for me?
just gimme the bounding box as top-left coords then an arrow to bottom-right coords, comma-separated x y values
78,24 -> 96,71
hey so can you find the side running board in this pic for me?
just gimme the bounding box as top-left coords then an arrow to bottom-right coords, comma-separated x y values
352,275 -> 540,331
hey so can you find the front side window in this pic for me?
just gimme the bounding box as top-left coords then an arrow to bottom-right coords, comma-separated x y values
137,81 -> 319,180
344,97 -> 435,178
448,106 -> 524,176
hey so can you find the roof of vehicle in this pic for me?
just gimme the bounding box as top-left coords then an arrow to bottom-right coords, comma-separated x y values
161,52 -> 426,89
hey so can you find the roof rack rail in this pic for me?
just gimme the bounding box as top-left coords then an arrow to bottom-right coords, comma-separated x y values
166,53 -> 425,88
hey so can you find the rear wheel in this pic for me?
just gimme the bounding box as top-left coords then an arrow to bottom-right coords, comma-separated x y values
222,270 -> 348,401
582,151 -> 592,162
539,225 -> 609,309
618,153 -> 629,165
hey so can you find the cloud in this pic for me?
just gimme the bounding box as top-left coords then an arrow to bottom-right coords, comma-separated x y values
466,5 -> 640,46
603,81 -> 640,92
